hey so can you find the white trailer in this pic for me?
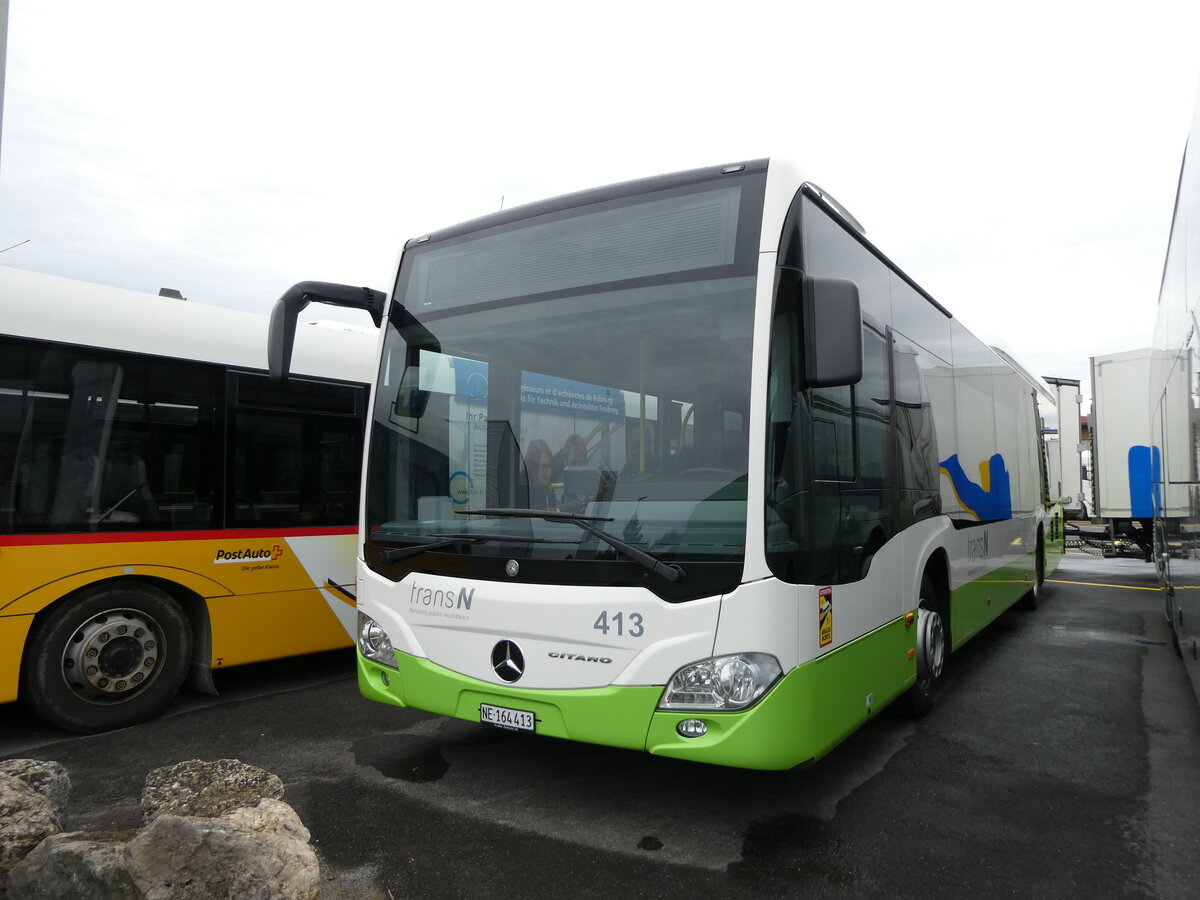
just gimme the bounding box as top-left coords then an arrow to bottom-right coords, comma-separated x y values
1089,348 -> 1189,558
1151,80 -> 1200,704
1043,376 -> 1085,519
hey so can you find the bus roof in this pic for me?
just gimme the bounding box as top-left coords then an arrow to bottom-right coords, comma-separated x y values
989,341 -> 1056,406
0,266 -> 376,385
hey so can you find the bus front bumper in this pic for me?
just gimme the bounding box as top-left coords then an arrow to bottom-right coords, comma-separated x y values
357,649 -> 838,771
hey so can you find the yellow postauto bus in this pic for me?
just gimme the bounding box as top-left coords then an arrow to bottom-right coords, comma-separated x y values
0,266 -> 373,732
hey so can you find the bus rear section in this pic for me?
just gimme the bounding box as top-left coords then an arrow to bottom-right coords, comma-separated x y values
0,267 -> 372,732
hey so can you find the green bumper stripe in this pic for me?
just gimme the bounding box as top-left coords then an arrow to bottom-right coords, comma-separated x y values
647,612 -> 913,769
357,652 -> 660,750
357,610 -> 917,771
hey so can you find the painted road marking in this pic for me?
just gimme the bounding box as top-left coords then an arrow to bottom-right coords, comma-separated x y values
1048,579 -> 1159,592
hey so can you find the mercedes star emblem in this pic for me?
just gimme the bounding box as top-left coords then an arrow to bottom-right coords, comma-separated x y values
491,640 -> 525,683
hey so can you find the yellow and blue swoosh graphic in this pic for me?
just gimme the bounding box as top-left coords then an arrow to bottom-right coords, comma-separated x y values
939,453 -> 1012,521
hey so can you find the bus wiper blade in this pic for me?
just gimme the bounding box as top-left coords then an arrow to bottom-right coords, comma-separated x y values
456,508 -> 685,583
375,537 -> 483,563
435,531 -> 580,546
563,517 -> 687,583
455,507 -> 613,522
375,532 -> 577,564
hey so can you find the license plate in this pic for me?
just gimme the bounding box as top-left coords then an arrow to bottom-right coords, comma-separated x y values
479,703 -> 536,732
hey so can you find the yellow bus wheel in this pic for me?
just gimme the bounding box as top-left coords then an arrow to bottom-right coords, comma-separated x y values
20,582 -> 192,733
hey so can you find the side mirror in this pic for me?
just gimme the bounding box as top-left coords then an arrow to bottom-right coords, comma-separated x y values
268,281 -> 386,380
384,306 -> 443,429
801,276 -> 862,387
390,361 -> 429,432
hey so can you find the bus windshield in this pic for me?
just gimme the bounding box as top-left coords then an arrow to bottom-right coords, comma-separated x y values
365,172 -> 764,587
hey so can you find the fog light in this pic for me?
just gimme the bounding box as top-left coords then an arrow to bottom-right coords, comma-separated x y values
677,719 -> 708,738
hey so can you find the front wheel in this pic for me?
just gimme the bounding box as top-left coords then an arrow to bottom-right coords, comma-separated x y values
1168,592 -> 1183,658
21,582 -> 192,733
899,572 -> 945,718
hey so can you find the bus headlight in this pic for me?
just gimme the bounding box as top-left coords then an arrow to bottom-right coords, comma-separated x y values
358,613 -> 398,669
658,653 -> 782,711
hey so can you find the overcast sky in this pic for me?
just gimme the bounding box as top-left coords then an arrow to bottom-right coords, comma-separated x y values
2,1 -> 1199,410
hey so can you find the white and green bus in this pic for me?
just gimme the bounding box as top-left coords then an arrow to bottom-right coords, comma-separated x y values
270,159 -> 1062,769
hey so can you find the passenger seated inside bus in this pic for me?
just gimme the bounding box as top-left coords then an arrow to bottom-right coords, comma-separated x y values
553,434 -> 588,481
522,438 -> 555,509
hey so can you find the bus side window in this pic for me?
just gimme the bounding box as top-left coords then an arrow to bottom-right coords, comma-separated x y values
810,328 -> 888,486
892,337 -> 941,515
766,312 -> 802,513
812,384 -> 854,482
765,299 -> 811,577
231,373 -> 364,527
102,442 -> 160,524
857,329 -> 890,487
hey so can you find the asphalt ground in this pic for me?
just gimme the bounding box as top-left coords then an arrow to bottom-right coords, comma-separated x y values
3,549 -> 1199,899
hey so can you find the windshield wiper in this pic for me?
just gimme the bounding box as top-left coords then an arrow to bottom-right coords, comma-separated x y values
374,532 -> 576,564
455,508 -> 686,583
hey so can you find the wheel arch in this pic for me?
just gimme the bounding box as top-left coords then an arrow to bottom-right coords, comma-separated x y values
20,574 -> 215,699
126,575 -> 215,695
858,526 -> 889,579
920,547 -> 951,645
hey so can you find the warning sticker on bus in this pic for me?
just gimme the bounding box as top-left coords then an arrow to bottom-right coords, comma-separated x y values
819,587 -> 833,648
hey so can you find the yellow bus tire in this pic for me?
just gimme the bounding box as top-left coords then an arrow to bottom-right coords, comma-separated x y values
20,581 -> 192,733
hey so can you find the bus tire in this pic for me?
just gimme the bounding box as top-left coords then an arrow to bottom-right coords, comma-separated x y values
1168,597 -> 1183,658
899,572 -> 945,718
1019,530 -> 1046,611
21,582 -> 192,733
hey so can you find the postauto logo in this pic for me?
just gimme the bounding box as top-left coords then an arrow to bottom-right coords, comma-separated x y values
213,544 -> 285,564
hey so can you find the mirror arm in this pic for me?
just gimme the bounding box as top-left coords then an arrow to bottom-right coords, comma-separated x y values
268,281 -> 386,380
